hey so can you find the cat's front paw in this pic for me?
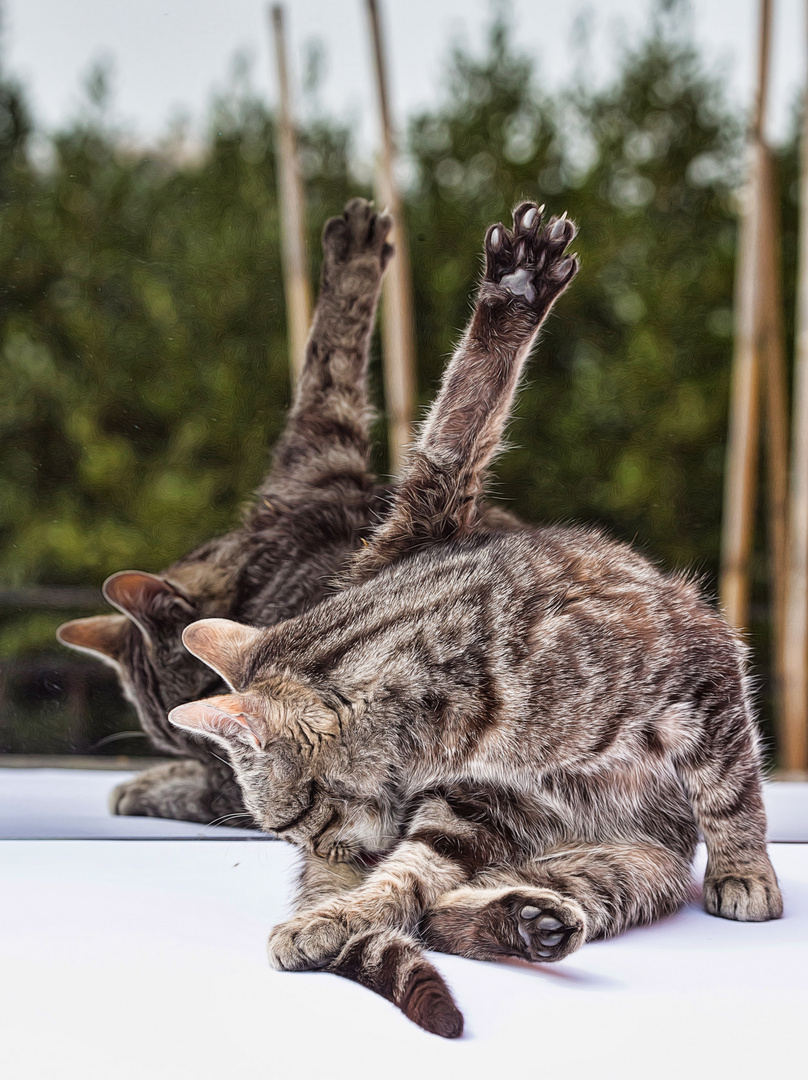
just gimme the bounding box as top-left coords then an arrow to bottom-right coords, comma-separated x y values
703,864 -> 783,922
482,201 -> 578,312
322,197 -> 394,275
268,904 -> 358,972
267,917 -> 314,971
109,759 -> 216,824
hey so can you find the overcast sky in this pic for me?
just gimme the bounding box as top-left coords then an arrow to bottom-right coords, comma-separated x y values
3,0 -> 805,158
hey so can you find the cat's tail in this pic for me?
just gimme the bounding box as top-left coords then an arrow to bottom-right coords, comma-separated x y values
326,927 -> 463,1038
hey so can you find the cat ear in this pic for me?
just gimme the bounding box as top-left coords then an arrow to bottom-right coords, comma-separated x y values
182,618 -> 262,689
56,614 -> 128,666
168,694 -> 263,749
103,570 -> 189,615
103,571 -> 194,638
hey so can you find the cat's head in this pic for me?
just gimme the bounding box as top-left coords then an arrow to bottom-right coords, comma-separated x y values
56,571 -> 224,754
166,618 -> 354,843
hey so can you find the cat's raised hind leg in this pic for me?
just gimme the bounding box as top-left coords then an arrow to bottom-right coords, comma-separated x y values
256,197 -> 392,500
346,200 -> 578,585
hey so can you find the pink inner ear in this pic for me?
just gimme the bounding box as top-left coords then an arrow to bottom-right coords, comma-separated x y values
168,695 -> 261,749
56,614 -> 128,661
103,571 -> 179,618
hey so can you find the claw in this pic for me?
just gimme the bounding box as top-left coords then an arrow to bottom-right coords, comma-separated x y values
549,214 -> 569,240
551,256 -> 576,280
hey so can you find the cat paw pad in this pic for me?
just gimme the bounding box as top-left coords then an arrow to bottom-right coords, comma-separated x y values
507,890 -> 586,962
483,201 -> 578,308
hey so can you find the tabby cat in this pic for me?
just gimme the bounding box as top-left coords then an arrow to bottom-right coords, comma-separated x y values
168,202 -> 782,1038
57,197 -> 396,825
57,195 -> 517,826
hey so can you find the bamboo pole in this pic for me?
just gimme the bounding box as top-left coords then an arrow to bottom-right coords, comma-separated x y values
782,2 -> 808,774
270,4 -> 312,383
720,147 -> 764,627
719,0 -> 772,628
758,146 -> 790,743
365,0 -> 416,473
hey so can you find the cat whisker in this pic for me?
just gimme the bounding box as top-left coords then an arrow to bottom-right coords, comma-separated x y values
90,730 -> 149,749
201,812 -> 255,831
207,751 -> 233,771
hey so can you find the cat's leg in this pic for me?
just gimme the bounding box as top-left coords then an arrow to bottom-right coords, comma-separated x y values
347,201 -> 578,585
267,794 -> 510,970
670,663 -> 782,922
421,841 -> 693,963
251,197 -> 392,509
293,849 -> 367,910
232,198 -> 393,617
288,850 -> 463,1037
109,759 -> 254,827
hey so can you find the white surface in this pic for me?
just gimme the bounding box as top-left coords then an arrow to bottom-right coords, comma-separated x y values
760,780 -> 808,842
0,768 -> 264,839
0,839 -> 805,1080
1,767 -> 806,841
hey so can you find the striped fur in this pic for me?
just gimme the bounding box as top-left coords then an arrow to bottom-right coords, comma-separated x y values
170,203 -> 781,1034
58,196 -> 518,827
57,198 -> 395,823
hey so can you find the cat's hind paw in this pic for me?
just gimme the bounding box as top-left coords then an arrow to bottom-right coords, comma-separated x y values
424,885 -> 586,964
501,889 -> 586,962
322,196 -> 393,272
483,201 -> 578,311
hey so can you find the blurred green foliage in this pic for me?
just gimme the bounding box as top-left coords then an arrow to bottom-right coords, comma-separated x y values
0,12 -> 801,755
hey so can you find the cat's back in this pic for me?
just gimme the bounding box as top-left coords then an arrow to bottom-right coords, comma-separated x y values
269,521 -> 727,687
476,523 -> 740,701
476,523 -> 726,654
